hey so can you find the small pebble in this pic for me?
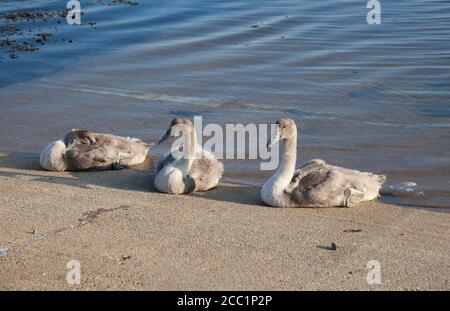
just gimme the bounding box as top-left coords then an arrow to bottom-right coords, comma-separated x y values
118,254 -> 132,265
79,219 -> 88,225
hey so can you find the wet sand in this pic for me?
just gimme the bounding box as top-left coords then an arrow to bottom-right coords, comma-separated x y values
0,153 -> 449,290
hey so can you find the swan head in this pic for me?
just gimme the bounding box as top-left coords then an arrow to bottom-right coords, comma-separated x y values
267,118 -> 297,148
63,129 -> 96,146
158,118 -> 194,144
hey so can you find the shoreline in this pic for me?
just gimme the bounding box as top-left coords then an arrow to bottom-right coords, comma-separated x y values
1,150 -> 449,212
0,153 -> 449,290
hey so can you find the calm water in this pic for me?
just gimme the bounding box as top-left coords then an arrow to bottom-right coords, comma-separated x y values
1,0 -> 449,208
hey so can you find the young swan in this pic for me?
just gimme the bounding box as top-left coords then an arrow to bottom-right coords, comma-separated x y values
154,118 -> 224,194
261,118 -> 386,208
40,129 -> 152,171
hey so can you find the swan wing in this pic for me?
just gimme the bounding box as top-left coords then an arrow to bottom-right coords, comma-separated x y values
291,159 -> 327,184
289,161 -> 331,195
63,143 -> 117,170
95,134 -> 151,165
291,162 -> 386,207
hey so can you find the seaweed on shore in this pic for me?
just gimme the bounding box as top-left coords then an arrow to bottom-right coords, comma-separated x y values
0,9 -> 69,59
0,0 -> 140,60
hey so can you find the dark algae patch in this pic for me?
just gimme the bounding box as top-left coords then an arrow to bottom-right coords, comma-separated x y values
0,8 -> 70,59
0,0 -> 140,60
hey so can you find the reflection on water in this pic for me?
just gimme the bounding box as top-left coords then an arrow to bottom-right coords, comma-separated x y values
0,0 -> 449,208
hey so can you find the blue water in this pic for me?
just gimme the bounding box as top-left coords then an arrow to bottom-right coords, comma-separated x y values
1,0 -> 449,208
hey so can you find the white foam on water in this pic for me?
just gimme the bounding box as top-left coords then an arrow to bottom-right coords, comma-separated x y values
384,182 -> 425,196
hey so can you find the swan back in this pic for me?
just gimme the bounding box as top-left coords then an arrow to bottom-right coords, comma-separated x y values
94,134 -> 151,166
63,134 -> 151,170
41,130 -> 151,171
289,160 -> 386,207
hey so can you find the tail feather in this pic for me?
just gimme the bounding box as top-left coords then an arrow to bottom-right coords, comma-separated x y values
143,142 -> 155,148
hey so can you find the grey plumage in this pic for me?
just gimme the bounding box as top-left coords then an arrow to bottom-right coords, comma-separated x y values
154,118 -> 224,195
40,129 -> 152,172
157,150 -> 224,193
289,160 -> 386,207
261,119 -> 386,208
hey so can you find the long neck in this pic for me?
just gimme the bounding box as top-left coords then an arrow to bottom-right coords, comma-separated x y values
176,127 -> 196,175
272,133 -> 298,190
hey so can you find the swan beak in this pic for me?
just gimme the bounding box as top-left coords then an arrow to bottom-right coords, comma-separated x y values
158,129 -> 171,144
267,127 -> 280,149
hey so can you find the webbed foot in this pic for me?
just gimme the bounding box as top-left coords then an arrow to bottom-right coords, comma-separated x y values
112,161 -> 125,170
112,152 -> 129,170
